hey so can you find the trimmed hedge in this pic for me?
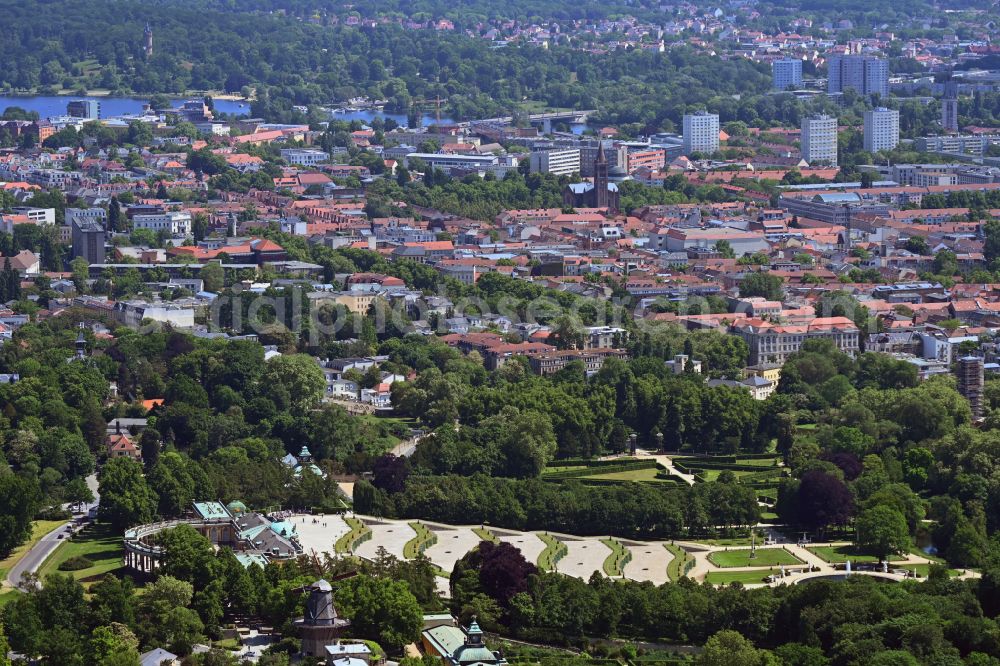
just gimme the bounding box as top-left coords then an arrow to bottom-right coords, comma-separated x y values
58,555 -> 94,571
542,460 -> 658,480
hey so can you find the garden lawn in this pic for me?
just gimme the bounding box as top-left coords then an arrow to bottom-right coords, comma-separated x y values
665,544 -> 693,581
807,545 -> 904,563
584,468 -> 665,482
36,523 -> 124,588
705,570 -> 774,585
537,534 -> 567,572
601,538 -> 629,576
403,522 -> 436,559
708,548 -> 802,568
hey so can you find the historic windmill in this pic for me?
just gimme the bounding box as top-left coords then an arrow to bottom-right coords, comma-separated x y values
297,570 -> 357,657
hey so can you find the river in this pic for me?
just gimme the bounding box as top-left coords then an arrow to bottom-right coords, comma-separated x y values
0,95 -> 456,128
0,95 -> 588,134
0,95 -> 249,119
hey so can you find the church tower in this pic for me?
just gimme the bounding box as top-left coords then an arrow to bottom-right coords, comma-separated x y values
593,142 -> 609,210
75,323 -> 87,361
144,23 -> 153,58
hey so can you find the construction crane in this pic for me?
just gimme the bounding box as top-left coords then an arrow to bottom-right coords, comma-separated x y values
410,95 -> 446,125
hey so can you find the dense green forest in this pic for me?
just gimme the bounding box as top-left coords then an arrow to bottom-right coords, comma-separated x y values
0,0 -> 772,128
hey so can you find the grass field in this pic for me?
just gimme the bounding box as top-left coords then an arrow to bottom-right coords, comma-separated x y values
699,535 -> 754,547
36,523 -> 124,588
665,544 -> 693,581
335,517 -> 371,554
584,468 -> 666,482
601,538 -> 630,577
473,527 -> 499,543
403,522 -> 437,559
0,519 -> 66,581
705,570 -> 774,585
708,548 -> 802,568
537,534 -> 567,572
907,563 -> 960,578
807,545 -> 904,564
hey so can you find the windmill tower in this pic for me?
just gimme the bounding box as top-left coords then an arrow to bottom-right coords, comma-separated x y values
297,572 -> 356,657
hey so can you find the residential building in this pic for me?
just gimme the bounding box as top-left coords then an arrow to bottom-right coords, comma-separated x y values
827,55 -> 889,97
682,111 -> 720,155
584,325 -> 627,349
708,375 -> 777,400
11,207 -> 55,225
71,219 -> 106,264
310,291 -> 381,316
772,58 -> 803,91
66,99 -> 100,120
915,135 -> 988,155
280,148 -> 331,166
527,348 -> 628,375
745,363 -> 782,384
66,207 -> 107,229
624,147 -> 666,173
957,356 -> 985,420
801,114 -> 838,166
0,250 -> 40,276
529,149 -> 581,176
665,354 -> 702,374
133,211 -> 192,235
107,431 -> 141,461
912,171 -> 957,187
863,107 -> 899,153
731,317 -> 860,365
113,301 -> 196,328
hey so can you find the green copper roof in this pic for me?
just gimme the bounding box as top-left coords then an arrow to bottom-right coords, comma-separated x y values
193,501 -> 231,521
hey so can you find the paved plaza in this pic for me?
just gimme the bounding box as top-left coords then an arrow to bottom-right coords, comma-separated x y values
558,537 -> 611,578
623,542 -> 671,585
291,514 -> 960,593
423,527 -> 483,575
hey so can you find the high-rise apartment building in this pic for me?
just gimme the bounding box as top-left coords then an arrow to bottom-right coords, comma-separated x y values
801,114 -> 838,166
66,99 -> 100,120
71,219 -> 106,265
529,149 -> 581,176
827,55 -> 888,97
772,58 -> 803,91
863,107 -> 899,152
682,111 -> 720,156
941,81 -> 960,133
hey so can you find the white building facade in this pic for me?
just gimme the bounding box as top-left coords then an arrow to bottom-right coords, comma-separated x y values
132,211 -> 192,236
863,107 -> 900,153
772,59 -> 803,91
682,111 -> 720,155
801,114 -> 838,166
